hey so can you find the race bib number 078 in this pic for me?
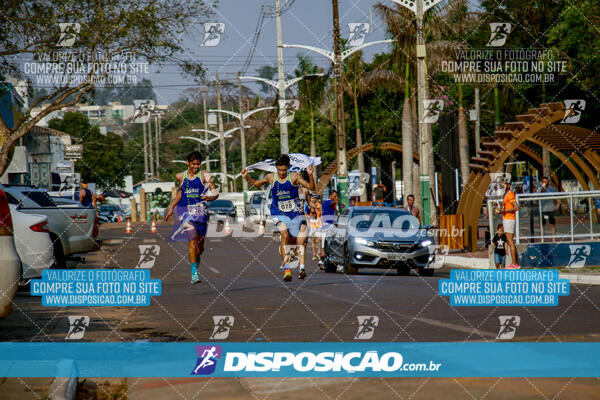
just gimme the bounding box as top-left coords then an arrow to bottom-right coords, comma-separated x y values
278,199 -> 297,213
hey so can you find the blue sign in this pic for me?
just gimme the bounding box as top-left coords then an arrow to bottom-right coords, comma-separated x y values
0,343 -> 599,377
520,242 -> 600,268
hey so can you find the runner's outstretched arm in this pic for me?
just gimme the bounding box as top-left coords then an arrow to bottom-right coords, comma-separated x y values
165,172 -> 184,222
293,164 -> 315,191
201,171 -> 219,201
241,168 -> 272,189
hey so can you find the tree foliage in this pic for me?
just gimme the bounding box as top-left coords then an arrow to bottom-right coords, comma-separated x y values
0,0 -> 216,175
48,112 -> 126,189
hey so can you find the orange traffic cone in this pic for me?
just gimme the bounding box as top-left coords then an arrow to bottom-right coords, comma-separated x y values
224,217 -> 232,234
150,219 -> 157,234
125,219 -> 132,234
258,220 -> 265,235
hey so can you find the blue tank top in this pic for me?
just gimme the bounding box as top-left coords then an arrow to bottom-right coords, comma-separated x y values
270,173 -> 301,218
81,188 -> 93,207
322,199 -> 336,216
176,170 -> 208,222
321,199 -> 336,225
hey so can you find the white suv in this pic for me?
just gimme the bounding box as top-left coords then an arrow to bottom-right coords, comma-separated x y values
0,184 -> 21,318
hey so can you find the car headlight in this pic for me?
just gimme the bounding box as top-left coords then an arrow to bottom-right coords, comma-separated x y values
208,210 -> 215,214
420,239 -> 433,247
250,208 -> 257,215
355,237 -> 376,247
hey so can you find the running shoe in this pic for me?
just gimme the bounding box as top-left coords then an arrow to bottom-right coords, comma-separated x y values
506,264 -> 521,269
299,269 -> 307,279
283,268 -> 293,282
191,274 -> 201,284
312,255 -> 318,260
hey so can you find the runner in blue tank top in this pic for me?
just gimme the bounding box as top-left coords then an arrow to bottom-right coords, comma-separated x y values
166,151 -> 219,284
242,154 -> 316,281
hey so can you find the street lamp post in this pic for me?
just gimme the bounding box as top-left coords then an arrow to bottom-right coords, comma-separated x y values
239,73 -> 325,93
275,0 -> 288,154
208,107 -> 275,191
202,89 -> 210,170
282,24 -> 393,207
184,127 -> 247,179
215,72 -> 228,193
390,0 -> 443,225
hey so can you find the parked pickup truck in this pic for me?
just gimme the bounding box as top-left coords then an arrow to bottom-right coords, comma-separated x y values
3,186 -> 98,267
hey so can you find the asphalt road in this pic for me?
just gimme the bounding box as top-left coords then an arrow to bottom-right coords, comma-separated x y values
3,220 -> 600,343
2,221 -> 600,399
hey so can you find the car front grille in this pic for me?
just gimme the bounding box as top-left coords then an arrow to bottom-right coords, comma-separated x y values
375,242 -> 416,252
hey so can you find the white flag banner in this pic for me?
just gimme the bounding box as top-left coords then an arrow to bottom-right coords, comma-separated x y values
247,153 -> 321,173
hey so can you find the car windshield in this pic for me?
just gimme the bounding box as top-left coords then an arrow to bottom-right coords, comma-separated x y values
209,200 -> 233,208
23,191 -> 56,207
349,209 -> 420,231
100,205 -> 119,212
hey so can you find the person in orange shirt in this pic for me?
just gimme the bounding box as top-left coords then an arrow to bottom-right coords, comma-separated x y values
498,179 -> 520,269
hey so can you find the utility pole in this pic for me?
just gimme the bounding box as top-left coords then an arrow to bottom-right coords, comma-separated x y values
276,0 -> 289,154
332,0 -> 349,208
147,114 -> 155,178
416,0 -> 430,225
142,113 -> 148,180
202,89 -> 210,171
155,114 -> 160,174
216,72 -> 228,193
238,72 -> 248,191
474,87 -> 480,152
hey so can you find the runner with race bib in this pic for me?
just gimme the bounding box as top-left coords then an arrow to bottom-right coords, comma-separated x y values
166,151 -> 219,284
241,154 -> 316,281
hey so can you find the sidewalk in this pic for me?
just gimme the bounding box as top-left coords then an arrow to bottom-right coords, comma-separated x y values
442,251 -> 600,285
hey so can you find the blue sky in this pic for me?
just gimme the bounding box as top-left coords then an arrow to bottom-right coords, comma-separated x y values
151,0 -> 393,104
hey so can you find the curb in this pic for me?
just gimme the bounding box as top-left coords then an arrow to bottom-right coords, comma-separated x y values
442,257 -> 600,285
48,360 -> 77,400
559,273 -> 600,285
443,256 -> 490,269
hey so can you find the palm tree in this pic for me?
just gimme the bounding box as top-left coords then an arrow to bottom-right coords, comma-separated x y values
437,0 -> 478,187
294,55 -> 328,158
342,50 -> 399,201
376,0 -> 478,220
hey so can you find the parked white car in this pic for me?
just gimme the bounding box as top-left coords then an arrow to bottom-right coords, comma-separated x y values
4,186 -> 98,267
9,204 -> 54,279
0,184 -> 20,318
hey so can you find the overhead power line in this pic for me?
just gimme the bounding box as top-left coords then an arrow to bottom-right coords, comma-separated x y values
240,0 -> 296,75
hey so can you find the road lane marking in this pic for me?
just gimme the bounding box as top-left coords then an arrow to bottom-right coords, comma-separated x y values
208,267 -> 221,274
298,287 -> 497,338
